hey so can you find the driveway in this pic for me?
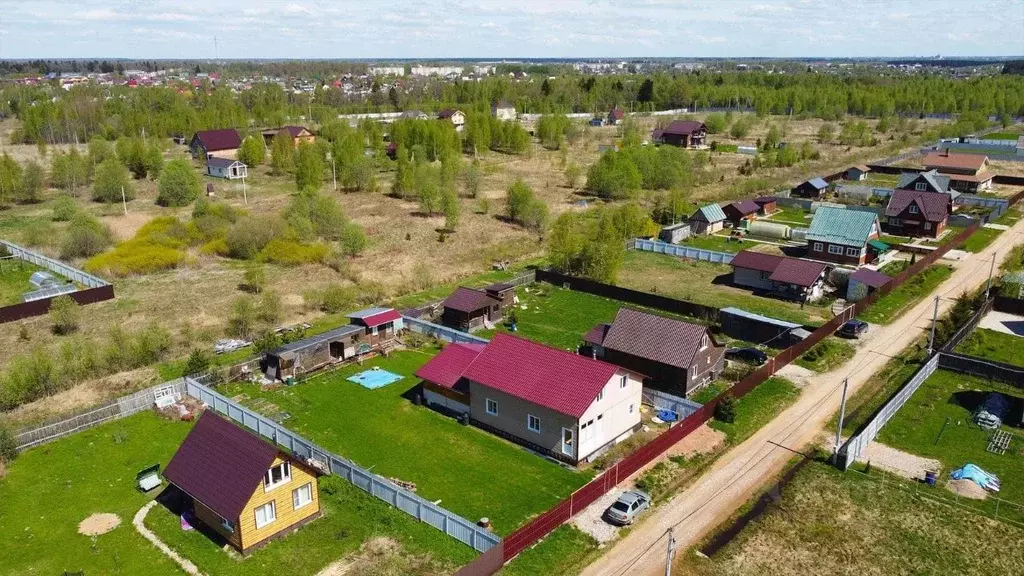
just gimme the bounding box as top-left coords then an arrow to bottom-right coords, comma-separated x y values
579,219 -> 1024,576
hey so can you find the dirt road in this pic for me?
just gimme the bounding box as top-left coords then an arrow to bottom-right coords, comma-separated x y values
581,221 -> 1024,576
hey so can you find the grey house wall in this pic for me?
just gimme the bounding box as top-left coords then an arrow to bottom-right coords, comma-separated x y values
468,380 -> 578,461
733,267 -> 773,291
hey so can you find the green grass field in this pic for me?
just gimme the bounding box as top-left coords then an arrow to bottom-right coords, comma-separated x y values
766,206 -> 811,225
501,525 -> 601,576
220,348 -> 590,534
0,260 -> 46,305
962,226 -> 1003,253
616,251 -> 830,325
680,461 -> 1024,576
955,327 -> 1024,367
0,411 -> 478,576
833,342 -> 928,436
981,131 -> 1023,140
877,369 -> 1024,504
858,264 -> 953,324
710,377 -> 800,445
793,337 -> 855,373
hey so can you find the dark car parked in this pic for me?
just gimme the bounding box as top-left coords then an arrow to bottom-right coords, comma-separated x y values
725,347 -> 768,365
838,319 -> 869,338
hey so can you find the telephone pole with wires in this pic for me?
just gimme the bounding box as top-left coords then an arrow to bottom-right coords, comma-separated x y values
664,528 -> 676,576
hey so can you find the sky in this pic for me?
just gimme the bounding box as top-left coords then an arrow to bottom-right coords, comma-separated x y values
0,0 -> 1022,60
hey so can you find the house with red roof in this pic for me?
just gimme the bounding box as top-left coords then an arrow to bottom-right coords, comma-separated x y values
884,189 -> 951,238
653,120 -> 706,148
440,283 -> 516,332
608,107 -> 625,125
416,333 -> 643,464
190,129 -> 242,159
262,125 -> 315,149
438,109 -> 466,131
723,199 -> 761,227
163,411 -> 322,553
584,308 -> 724,397
922,151 -> 994,192
729,250 -> 830,303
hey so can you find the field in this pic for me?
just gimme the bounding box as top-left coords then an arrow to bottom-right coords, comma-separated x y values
962,226 -> 1004,253
858,264 -> 954,325
764,206 -> 811,226
0,259 -> 45,305
219,347 -> 590,535
708,377 -> 800,445
955,327 -> 1024,367
793,337 -> 855,373
616,250 -> 830,325
677,460 -> 1024,576
877,369 -> 1024,503
0,410 -> 479,576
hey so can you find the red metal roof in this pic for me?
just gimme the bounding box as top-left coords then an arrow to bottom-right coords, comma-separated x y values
922,151 -> 986,173
850,268 -> 891,289
360,309 -> 401,327
281,125 -> 310,138
768,258 -> 828,287
729,250 -> 785,273
728,199 -> 761,216
414,343 -> 485,390
193,129 -> 242,152
462,333 -> 620,418
163,411 -> 280,521
442,287 -> 500,314
885,189 -> 950,222
661,120 -> 705,136
599,308 -> 713,370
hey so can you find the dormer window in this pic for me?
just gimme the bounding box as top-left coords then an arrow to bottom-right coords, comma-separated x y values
908,205 -> 919,214
915,182 -> 927,191
264,461 -> 291,491
700,334 -> 709,351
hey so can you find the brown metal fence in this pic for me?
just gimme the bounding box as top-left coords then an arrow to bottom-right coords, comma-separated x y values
468,216 -> 985,569
0,284 -> 115,324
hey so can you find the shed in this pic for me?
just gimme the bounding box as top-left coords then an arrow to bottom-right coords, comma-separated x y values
846,268 -> 891,302
846,165 -> 871,181
689,203 -> 727,235
792,177 -> 829,198
723,199 -> 760,226
659,222 -> 692,244
263,324 -> 364,381
346,307 -> 403,347
718,307 -> 806,347
440,284 -> 512,332
753,196 -> 778,215
207,157 -> 248,180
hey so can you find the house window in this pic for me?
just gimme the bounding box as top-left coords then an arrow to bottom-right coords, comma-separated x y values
371,325 -> 378,336
292,483 -> 313,510
691,365 -> 698,379
562,428 -> 575,455
924,222 -> 932,230
915,182 -> 927,191
485,398 -> 498,415
813,242 -> 823,252
828,245 -> 842,255
629,403 -> 635,414
908,205 -> 919,214
527,414 -> 541,433
221,519 -> 235,533
890,218 -> 902,227
700,334 -> 709,351
845,247 -> 859,257
264,462 -> 291,491
596,387 -> 604,402
619,374 -> 628,388
254,501 -> 276,529
759,270 -> 771,281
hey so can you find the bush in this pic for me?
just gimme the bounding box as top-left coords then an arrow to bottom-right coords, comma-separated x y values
157,158 -> 201,207
312,284 -> 356,313
259,238 -> 328,266
49,295 -> 80,335
183,348 -> 212,377
60,213 -> 113,260
51,195 -> 78,221
242,263 -> 266,293
226,215 -> 286,259
91,156 -> 134,203
228,296 -> 257,338
0,428 -> 16,464
714,392 -> 737,423
237,135 -> 265,167
339,222 -> 367,257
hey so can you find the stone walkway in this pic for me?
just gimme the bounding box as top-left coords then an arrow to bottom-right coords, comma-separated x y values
133,501 -> 205,576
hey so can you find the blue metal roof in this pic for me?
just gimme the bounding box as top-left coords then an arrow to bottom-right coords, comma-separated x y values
807,207 -> 878,248
720,307 -> 802,329
808,177 -> 828,189
693,203 -> 726,223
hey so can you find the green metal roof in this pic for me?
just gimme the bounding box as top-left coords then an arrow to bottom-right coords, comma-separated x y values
693,203 -> 726,223
807,207 -> 879,248
868,239 -> 890,252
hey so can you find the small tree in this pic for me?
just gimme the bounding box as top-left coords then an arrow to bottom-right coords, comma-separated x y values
156,158 -> 201,207
461,162 -> 481,198
242,263 -> 266,294
817,122 -> 836,144
257,290 -> 282,325
715,392 -> 737,424
0,153 -> 22,206
0,427 -> 16,465
183,348 -> 212,377
441,186 -> 460,231
49,295 -> 80,335
270,133 -> 295,175
237,135 -> 266,168
295,141 -> 324,192
92,157 -> 134,203
18,160 -> 45,204
228,296 -> 257,338
564,162 -> 582,189
339,222 -> 367,257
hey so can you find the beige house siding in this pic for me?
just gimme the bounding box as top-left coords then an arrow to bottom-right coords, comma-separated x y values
575,371 -> 643,462
469,382 -> 577,458
237,455 -> 321,551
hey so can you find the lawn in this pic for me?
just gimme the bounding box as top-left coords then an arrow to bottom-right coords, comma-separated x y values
501,525 -> 601,576
793,337 -> 856,373
858,264 -> 953,324
0,259 -> 45,305
878,369 -> 1024,504
617,250 -> 831,325
710,377 -> 800,445
0,412 -> 191,576
220,348 -> 590,535
678,233 -> 750,254
766,206 -> 811,225
877,234 -> 911,246
982,131 -> 1023,140
832,342 -> 928,435
678,461 -> 1024,576
962,226 -> 1003,253
956,327 -> 1024,367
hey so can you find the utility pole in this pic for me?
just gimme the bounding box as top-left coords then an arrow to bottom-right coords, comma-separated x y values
330,155 -> 337,191
664,528 -> 676,576
928,295 -> 939,354
984,252 -> 996,298
241,174 -> 248,205
120,186 -> 128,215
833,377 -> 849,463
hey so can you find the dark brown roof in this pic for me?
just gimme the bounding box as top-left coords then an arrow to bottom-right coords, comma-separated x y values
600,308 -> 712,370
922,151 -> 986,173
438,109 -> 462,119
192,129 -> 242,152
768,258 -> 828,287
753,196 -> 778,205
485,282 -> 514,293
164,411 -> 279,521
727,199 -> 760,216
584,323 -> 612,346
442,286 -> 500,313
661,120 -> 706,136
730,250 -> 785,273
850,268 -> 891,289
281,125 -> 311,138
885,189 -> 950,222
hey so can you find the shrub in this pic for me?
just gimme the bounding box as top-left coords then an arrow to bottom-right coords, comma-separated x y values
242,263 -> 266,293
257,291 -> 282,325
715,392 -> 737,423
285,191 -> 346,241
339,222 -> 367,257
49,295 -> 80,335
259,238 -> 328,266
157,158 -> 201,207
237,135 -> 265,167
52,195 -> 78,221
18,160 -> 45,204
252,330 -> 283,355
91,156 -> 134,203
22,221 -> 56,248
60,213 -> 113,260
84,241 -> 184,276
0,428 -> 16,464
226,215 -> 286,259
312,284 -> 356,313
228,296 -> 257,338
183,348 -> 212,377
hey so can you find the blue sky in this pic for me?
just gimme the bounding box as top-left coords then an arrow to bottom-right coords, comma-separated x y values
0,0 -> 1021,59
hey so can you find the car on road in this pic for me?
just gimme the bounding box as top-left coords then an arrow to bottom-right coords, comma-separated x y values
838,319 -> 870,339
604,490 -> 651,526
725,347 -> 768,365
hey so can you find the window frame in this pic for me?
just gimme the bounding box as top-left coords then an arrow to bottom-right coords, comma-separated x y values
828,245 -> 842,255
221,518 -> 235,533
254,501 -> 277,529
619,373 -> 628,388
264,461 -> 291,492
908,204 -> 919,214
485,398 -> 498,415
915,182 -> 927,191
527,414 -> 541,433
813,242 -> 823,252
845,247 -> 859,257
292,483 -> 313,510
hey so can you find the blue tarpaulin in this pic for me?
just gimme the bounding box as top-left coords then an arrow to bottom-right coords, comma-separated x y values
950,463 -> 1001,492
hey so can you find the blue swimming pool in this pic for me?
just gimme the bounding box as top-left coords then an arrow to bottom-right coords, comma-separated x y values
347,368 -> 404,389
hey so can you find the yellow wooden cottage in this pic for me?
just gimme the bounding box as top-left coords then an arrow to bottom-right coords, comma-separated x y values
163,411 -> 322,553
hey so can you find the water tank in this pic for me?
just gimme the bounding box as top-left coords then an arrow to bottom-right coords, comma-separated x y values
748,221 -> 790,240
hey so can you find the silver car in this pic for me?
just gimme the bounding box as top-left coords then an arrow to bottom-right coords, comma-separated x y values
604,490 -> 651,525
